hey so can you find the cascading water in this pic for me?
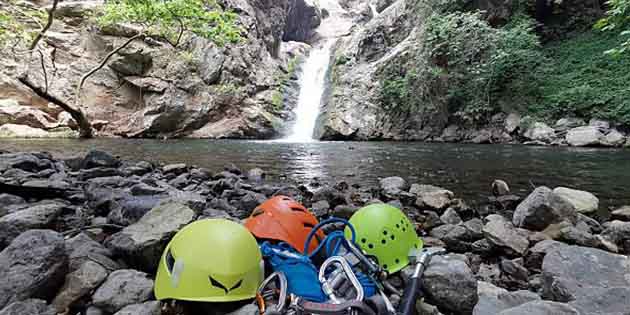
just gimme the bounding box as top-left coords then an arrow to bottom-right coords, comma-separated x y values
285,41 -> 334,142
284,0 -> 352,142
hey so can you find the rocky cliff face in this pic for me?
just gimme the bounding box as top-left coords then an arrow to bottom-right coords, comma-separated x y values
0,0 -> 321,139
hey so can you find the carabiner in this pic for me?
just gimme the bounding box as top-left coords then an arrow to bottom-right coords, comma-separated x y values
257,272 -> 289,314
319,256 -> 365,304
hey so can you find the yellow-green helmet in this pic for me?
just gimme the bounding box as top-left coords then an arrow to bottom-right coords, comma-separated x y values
345,204 -> 423,273
154,219 -> 263,302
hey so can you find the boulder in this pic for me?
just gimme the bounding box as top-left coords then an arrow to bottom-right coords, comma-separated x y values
92,269 -> 154,313
611,206 -> 630,221
602,129 -> 626,147
81,150 -> 120,169
566,126 -> 604,147
379,176 -> 408,198
588,118 -> 610,130
113,301 -> 161,315
491,180 -> 510,197
52,261 -> 109,313
65,233 -> 118,272
162,163 -> 187,175
440,208 -> 462,225
542,245 -> 630,302
524,240 -> 566,271
504,113 -> 521,134
0,230 -> 68,309
55,1 -> 104,18
552,187 -> 598,214
523,122 -> 555,142
473,281 -> 540,315
0,100 -> 56,129
0,194 -> 24,216
568,287 -> 630,315
600,220 -> 630,249
483,215 -> 529,256
0,299 -> 55,315
283,0 -> 322,42
247,168 -> 266,182
106,202 -> 196,272
0,124 -> 76,138
498,301 -> 578,315
411,184 -> 454,210
499,258 -> 528,282
512,187 -> 577,231
421,254 -> 478,314
558,226 -> 600,248
0,153 -> 53,173
0,201 -> 67,247
554,118 -> 585,132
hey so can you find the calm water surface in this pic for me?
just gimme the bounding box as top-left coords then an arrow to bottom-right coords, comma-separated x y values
1,139 -> 629,208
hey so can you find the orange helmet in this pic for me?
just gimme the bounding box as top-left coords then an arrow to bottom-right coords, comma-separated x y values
244,196 -> 324,254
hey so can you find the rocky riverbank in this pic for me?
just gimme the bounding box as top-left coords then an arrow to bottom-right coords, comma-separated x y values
1,150 -> 630,315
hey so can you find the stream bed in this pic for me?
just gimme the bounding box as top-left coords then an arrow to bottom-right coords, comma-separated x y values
1,139 -> 629,208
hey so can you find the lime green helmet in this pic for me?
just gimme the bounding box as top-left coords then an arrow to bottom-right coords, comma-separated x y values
154,219 -> 263,302
345,204 -> 423,273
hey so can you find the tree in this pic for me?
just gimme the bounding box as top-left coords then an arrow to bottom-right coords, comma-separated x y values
2,0 -> 241,138
596,0 -> 630,55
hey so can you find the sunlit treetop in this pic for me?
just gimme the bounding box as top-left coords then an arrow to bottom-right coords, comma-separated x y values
97,0 -> 243,47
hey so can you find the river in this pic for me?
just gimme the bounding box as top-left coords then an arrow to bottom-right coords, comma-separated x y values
1,139 -> 629,208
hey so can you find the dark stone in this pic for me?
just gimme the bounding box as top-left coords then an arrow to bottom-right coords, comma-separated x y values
81,151 -> 120,170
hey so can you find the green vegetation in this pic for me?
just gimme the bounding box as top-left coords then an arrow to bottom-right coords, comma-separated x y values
531,31 -> 630,124
270,56 -> 300,111
595,0 -> 630,56
98,0 -> 242,47
0,1 -> 46,48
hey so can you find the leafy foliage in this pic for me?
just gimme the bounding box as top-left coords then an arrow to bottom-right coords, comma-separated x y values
98,0 -> 242,47
595,0 -> 630,56
422,12 -> 543,123
529,31 -> 630,124
0,1 -> 46,49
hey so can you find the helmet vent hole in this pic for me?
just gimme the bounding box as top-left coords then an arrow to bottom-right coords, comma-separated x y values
383,264 -> 388,270
361,238 -> 367,244
381,239 -> 386,244
251,209 -> 264,217
304,222 -> 315,229
390,235 -> 395,240
402,228 -> 406,232
368,243 -> 374,249
396,224 -> 400,229
395,259 -> 400,264
165,249 -> 175,273
382,230 -> 388,235
291,206 -> 306,212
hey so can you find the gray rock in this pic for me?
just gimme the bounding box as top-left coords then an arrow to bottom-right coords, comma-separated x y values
311,200 -> 330,216
552,187 -> 598,214
483,215 -> 529,256
559,226 -> 601,248
513,187 -> 577,231
524,240 -> 566,271
247,168 -> 266,182
79,168 -> 121,181
86,306 -> 105,315
568,286 -> 630,315
554,118 -> 585,131
113,301 -> 161,315
491,180 -> 510,196
106,202 -> 196,272
588,118 -> 610,130
473,281 -> 540,315
500,258 -> 528,282
65,233 -> 118,272
236,191 -> 267,216
52,261 -> 108,313
162,163 -> 187,175
0,153 -> 53,173
379,177 -> 408,198
602,129 -> 626,147
411,184 -> 454,210
130,183 -> 166,196
542,245 -> 630,302
566,126 -> 604,147
523,122 -> 555,142
0,201 -> 66,246
92,269 -> 154,313
0,299 -> 55,315
611,206 -> 630,221
81,150 -> 120,169
600,220 -> 630,248
0,230 -> 68,309
284,0 -> 322,42
440,208 -> 462,225
421,254 -> 478,314
107,194 -> 163,226
498,301 -> 578,315
505,113 -> 521,134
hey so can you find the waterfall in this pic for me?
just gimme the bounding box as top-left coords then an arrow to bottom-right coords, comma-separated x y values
285,40 -> 334,142
283,0 -> 351,142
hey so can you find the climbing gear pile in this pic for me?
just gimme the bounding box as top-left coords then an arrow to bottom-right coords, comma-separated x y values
155,198 -> 442,315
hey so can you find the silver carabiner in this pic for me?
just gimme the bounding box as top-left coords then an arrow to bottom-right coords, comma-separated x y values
319,256 -> 365,304
258,272 -> 288,314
